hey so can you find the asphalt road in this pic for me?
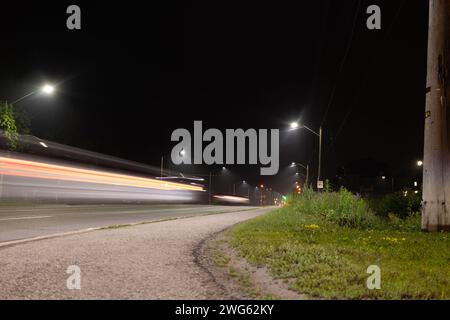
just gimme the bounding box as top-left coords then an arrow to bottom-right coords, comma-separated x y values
0,204 -> 254,243
0,206 -> 272,299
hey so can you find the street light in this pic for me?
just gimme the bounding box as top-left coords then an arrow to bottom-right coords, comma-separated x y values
11,83 -> 56,105
417,160 -> 423,167
41,84 -> 55,95
291,162 -> 310,187
241,181 -> 251,199
289,121 -> 323,190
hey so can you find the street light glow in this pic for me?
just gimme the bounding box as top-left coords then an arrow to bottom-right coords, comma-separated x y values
417,160 -> 423,167
290,122 -> 299,129
41,84 -> 55,95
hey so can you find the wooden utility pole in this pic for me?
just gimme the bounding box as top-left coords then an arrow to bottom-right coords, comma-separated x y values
422,0 -> 450,231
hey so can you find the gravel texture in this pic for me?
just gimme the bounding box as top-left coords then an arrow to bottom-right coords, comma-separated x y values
0,207 -> 271,299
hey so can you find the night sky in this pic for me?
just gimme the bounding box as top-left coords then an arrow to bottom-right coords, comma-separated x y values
0,1 -> 429,194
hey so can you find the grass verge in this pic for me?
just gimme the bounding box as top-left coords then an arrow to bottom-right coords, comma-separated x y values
230,199 -> 450,299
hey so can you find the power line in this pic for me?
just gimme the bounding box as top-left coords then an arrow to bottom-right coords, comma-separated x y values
324,0 -> 407,158
305,0 -> 362,173
320,0 -> 362,128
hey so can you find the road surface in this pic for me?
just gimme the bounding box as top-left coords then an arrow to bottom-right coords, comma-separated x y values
0,204 -> 253,243
0,206 -> 273,299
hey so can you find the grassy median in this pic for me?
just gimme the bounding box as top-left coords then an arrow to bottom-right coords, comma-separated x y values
230,188 -> 450,299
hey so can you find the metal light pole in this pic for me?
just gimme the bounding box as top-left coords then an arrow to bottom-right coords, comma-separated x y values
1,84 -> 56,200
245,182 -> 250,200
290,122 -> 322,190
292,162 -> 310,187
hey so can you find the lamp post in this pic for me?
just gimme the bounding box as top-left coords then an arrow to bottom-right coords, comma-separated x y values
209,167 -> 227,204
291,162 -> 309,187
242,180 -> 250,199
290,122 -> 322,190
161,149 -> 187,179
1,84 -> 55,200
10,84 -> 55,105
174,167 -> 224,205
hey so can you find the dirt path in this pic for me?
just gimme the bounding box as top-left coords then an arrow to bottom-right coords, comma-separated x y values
0,207 -> 272,299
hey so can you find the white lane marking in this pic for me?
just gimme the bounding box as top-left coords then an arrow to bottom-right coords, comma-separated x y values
0,215 -> 52,221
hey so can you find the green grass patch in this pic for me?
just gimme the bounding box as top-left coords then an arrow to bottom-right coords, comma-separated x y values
230,191 -> 450,299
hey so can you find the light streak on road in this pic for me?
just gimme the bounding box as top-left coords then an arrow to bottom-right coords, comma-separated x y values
213,195 -> 250,204
0,156 -> 203,203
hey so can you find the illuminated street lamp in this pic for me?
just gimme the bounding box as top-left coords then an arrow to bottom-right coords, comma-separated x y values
289,121 -> 323,190
11,83 -> 56,105
291,162 -> 309,186
417,160 -> 423,167
41,84 -> 55,95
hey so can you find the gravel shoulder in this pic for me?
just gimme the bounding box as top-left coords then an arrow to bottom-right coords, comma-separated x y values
0,207 -> 272,299
198,229 -> 308,300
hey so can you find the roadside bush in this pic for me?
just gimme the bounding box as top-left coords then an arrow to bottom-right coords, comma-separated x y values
291,187 -> 423,231
293,187 -> 378,229
387,212 -> 421,232
370,191 -> 422,219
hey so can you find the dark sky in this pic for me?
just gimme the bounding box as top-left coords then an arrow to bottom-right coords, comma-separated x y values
0,1 -> 429,193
